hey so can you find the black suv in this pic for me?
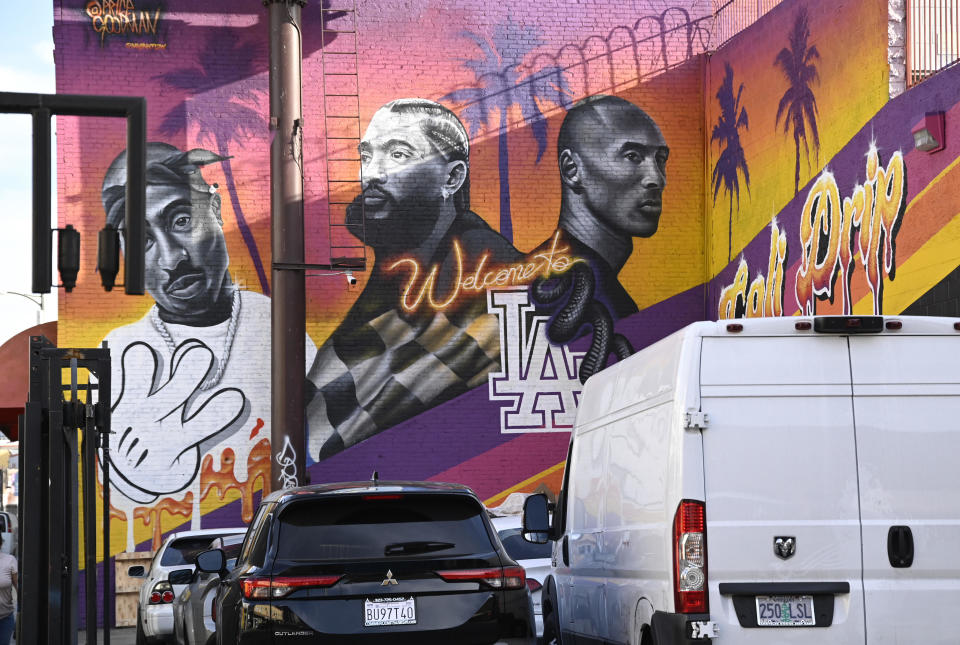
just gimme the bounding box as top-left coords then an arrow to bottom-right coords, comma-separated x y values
197,481 -> 535,644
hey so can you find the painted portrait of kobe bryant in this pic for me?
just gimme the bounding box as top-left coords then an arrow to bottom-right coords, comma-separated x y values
529,95 -> 669,383
98,142 -> 317,506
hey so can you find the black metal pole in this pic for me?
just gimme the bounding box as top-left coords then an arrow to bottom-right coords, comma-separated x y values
124,102 -> 146,296
66,362 -> 80,643
32,108 -> 52,294
46,354 -> 64,644
268,0 -> 307,491
83,384 -> 97,645
99,344 -> 112,645
19,400 -> 44,645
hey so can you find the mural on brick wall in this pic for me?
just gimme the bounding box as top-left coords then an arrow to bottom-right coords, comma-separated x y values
709,0 -> 960,324
97,142 -> 317,545
306,95 -> 671,460
306,98 -> 525,459
62,0 -> 956,561
55,0 -> 712,555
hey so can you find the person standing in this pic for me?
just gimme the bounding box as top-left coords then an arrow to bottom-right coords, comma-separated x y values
0,533 -> 16,645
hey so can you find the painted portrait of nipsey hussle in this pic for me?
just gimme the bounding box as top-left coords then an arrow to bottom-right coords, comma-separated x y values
306,98 -> 523,461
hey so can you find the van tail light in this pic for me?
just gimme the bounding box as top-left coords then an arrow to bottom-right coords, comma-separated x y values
149,581 -> 175,604
813,316 -> 883,333
673,499 -> 708,614
437,566 -> 526,590
242,575 -> 342,600
526,578 -> 542,592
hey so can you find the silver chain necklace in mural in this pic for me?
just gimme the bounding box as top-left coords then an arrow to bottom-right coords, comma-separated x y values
150,289 -> 241,391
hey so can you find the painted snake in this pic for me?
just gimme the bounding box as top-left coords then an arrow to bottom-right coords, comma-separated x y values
532,263 -> 633,384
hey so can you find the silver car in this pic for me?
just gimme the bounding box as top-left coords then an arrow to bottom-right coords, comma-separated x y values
491,515 -> 552,643
171,534 -> 245,645
129,527 -> 246,645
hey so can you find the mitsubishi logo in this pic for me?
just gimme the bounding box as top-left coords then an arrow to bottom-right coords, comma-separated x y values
774,536 -> 796,560
381,570 -> 399,586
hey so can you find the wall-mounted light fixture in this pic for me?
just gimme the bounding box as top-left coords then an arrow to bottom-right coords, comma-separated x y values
912,111 -> 946,153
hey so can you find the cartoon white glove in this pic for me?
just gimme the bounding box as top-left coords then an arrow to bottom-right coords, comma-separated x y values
105,340 -> 247,504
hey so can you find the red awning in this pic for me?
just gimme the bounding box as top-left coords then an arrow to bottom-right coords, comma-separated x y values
0,321 -> 57,441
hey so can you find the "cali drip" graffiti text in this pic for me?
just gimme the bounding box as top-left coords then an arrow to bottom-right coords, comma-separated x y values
718,144 -> 906,318
796,145 -> 906,315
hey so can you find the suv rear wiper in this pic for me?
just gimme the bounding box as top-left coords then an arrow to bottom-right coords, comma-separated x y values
383,541 -> 455,556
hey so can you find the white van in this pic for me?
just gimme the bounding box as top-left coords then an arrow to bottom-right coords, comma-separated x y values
522,315 -> 960,644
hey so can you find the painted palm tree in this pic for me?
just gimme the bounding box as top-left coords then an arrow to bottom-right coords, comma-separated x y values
774,7 -> 821,195
711,62 -> 750,263
155,30 -> 270,295
440,21 -> 569,242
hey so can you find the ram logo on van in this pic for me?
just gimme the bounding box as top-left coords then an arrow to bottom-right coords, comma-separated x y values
774,536 -> 796,559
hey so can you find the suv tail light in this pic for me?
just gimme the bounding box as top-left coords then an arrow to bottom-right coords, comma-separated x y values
242,575 -> 342,600
148,581 -> 175,604
673,499 -> 708,614
437,566 -> 526,590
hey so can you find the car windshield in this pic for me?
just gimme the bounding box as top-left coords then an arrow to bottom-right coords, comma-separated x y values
276,494 -> 494,561
498,528 -> 552,560
161,535 -> 235,567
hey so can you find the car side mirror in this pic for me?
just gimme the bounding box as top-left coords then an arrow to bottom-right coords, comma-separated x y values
522,494 -> 552,544
195,549 -> 226,575
168,568 -> 194,585
127,565 -> 145,578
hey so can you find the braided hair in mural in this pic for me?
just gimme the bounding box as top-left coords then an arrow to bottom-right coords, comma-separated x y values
306,98 -> 523,461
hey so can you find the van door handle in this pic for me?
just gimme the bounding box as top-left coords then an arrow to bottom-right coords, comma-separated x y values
887,525 -> 914,568
562,535 -> 570,566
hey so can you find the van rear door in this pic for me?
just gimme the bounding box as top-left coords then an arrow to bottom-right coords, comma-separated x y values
849,335 -> 960,644
700,335 -> 865,643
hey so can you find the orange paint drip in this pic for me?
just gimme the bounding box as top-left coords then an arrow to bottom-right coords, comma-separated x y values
199,438 -> 272,524
134,493 -> 194,551
250,417 -> 264,439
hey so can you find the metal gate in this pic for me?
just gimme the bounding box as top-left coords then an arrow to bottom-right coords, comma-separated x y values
19,335 -> 113,645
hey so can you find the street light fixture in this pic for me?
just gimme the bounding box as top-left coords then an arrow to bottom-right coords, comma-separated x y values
0,290 -> 45,326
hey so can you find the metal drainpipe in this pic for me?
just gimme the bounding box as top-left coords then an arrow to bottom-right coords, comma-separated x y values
267,0 -> 307,492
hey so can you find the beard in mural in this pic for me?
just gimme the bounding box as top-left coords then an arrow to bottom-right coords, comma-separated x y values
307,98 -> 523,462
531,95 -> 669,382
99,142 -> 317,505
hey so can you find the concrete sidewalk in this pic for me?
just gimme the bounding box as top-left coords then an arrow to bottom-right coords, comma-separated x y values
75,627 -> 137,645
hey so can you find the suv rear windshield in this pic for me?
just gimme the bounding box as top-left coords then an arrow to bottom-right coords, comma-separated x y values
276,494 -> 494,561
161,535 -> 233,567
